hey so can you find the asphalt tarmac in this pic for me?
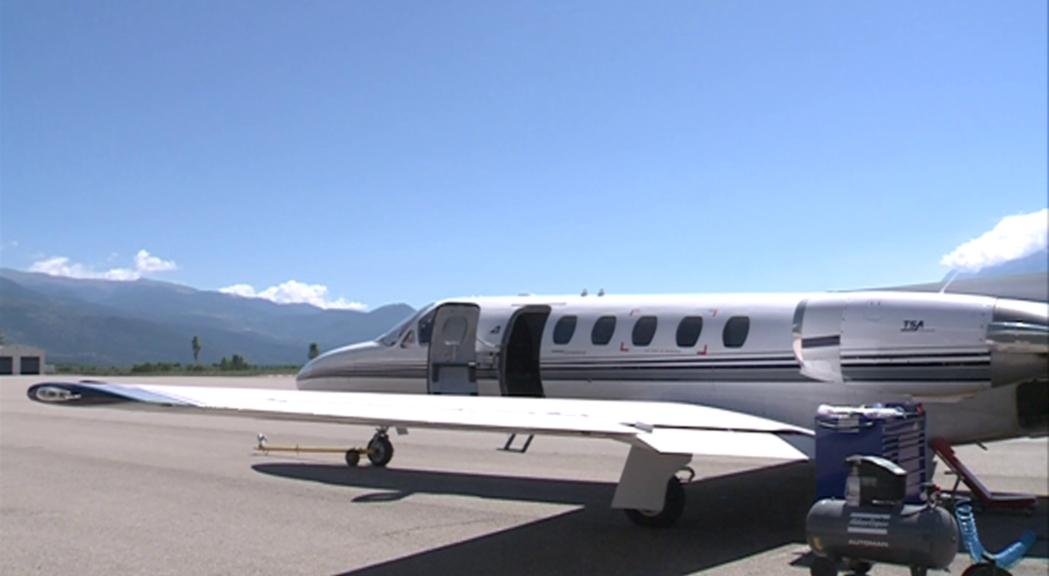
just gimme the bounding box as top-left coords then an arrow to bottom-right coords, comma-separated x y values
2,375 -> 1046,575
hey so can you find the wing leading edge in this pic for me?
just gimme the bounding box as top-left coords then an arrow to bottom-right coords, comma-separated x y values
27,382 -> 813,461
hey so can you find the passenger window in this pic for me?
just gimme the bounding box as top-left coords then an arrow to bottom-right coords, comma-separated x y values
591,316 -> 617,345
631,316 -> 658,347
441,316 -> 468,345
722,316 -> 750,348
418,309 -> 437,345
553,316 -> 577,345
676,316 -> 704,347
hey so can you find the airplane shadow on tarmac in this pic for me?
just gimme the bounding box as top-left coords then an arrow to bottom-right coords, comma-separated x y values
254,460 -> 1048,576
253,460 -> 819,575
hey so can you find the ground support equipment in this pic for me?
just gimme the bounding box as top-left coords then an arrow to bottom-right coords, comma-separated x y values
955,501 -> 1036,576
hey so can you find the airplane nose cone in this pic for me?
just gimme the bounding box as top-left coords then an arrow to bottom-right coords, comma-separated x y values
989,299 -> 1049,387
296,341 -> 382,390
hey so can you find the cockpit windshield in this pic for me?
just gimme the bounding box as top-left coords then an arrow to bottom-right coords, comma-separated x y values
376,303 -> 436,347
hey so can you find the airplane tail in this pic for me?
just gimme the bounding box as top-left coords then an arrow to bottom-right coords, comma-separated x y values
883,272 -> 1048,302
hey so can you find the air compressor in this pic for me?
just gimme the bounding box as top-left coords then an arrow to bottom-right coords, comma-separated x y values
806,455 -> 959,576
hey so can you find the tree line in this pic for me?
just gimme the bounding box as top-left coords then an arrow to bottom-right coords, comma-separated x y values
130,354 -> 250,373
185,336 -> 322,367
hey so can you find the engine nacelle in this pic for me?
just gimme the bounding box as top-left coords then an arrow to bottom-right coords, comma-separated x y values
987,298 -> 1049,389
793,292 -> 995,396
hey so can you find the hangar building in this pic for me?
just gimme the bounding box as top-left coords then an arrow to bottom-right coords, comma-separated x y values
0,344 -> 46,375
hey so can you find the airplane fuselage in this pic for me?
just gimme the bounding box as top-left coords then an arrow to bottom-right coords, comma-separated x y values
297,291 -> 1048,445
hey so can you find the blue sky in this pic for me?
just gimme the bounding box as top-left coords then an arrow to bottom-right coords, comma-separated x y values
2,1 -> 1046,309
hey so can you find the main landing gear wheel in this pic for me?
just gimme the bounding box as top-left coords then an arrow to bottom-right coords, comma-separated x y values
848,559 -> 872,575
624,476 -> 686,528
367,433 -> 394,467
961,565 -> 1012,576
809,556 -> 838,576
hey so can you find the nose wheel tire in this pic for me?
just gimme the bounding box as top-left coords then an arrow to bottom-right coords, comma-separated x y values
624,476 -> 686,528
367,434 -> 394,467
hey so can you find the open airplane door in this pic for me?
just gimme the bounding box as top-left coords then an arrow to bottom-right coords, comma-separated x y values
428,303 -> 480,395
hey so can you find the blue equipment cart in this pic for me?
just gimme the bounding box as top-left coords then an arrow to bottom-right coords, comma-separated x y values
815,403 -> 927,503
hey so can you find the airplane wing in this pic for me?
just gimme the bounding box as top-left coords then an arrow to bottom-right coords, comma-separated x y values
27,381 -> 813,461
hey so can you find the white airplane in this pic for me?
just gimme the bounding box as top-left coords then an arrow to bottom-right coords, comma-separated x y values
28,290 -> 1048,526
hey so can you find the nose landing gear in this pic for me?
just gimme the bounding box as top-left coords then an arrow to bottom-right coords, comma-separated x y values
366,431 -> 394,467
257,428 -> 396,468
344,430 -> 395,467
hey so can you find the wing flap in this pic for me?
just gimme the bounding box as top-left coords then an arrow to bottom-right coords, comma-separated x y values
635,428 -> 812,460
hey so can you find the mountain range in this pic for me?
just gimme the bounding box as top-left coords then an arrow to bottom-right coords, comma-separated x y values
944,248 -> 1048,282
0,269 -> 413,367
1,250 -> 1045,368
901,248 -> 1049,302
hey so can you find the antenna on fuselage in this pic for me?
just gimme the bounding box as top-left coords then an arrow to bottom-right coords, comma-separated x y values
597,288 -> 605,297
580,288 -> 588,297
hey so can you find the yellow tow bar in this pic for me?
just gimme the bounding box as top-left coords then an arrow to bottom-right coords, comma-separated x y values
255,433 -> 373,466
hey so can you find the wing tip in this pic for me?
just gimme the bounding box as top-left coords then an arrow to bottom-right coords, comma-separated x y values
27,382 -> 132,406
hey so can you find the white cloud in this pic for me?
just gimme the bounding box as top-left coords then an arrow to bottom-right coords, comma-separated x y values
220,280 -> 367,311
27,249 -> 178,281
134,249 -> 177,273
941,209 -> 1048,272
218,283 -> 257,298
29,256 -> 100,279
103,267 -> 141,281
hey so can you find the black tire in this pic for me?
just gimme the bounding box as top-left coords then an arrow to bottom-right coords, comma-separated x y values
345,450 -> 360,467
367,434 -> 394,467
624,477 -> 686,528
962,565 -> 1011,576
810,556 -> 838,576
909,566 -> 928,576
847,559 -> 872,575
